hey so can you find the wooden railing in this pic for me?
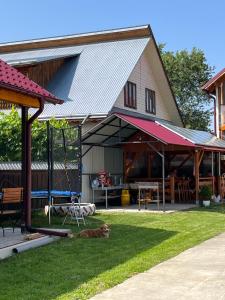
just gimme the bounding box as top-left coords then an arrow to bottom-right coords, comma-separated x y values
127,176 -> 216,203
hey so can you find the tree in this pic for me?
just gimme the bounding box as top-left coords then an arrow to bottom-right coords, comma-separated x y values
159,44 -> 214,130
0,108 -> 69,162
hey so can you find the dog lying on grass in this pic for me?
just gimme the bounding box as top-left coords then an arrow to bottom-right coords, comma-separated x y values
78,224 -> 110,238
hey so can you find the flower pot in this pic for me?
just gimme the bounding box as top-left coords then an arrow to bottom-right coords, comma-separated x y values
203,200 -> 210,207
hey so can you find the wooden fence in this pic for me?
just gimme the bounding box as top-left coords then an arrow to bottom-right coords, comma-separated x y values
0,169 -> 80,209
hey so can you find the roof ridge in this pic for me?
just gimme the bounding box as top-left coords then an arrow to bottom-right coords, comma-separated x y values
0,25 -> 151,54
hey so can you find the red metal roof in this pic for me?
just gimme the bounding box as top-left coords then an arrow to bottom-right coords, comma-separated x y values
202,68 -> 225,92
0,59 -> 62,104
116,113 -> 195,147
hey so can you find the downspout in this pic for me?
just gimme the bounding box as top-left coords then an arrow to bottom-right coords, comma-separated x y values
212,95 -> 216,136
206,93 -> 216,135
24,98 -> 44,230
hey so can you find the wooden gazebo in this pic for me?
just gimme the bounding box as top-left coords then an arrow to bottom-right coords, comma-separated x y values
82,113 -> 225,209
0,59 -> 62,228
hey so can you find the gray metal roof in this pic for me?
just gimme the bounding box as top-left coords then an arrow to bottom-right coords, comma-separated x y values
0,38 -> 150,119
158,121 -> 225,149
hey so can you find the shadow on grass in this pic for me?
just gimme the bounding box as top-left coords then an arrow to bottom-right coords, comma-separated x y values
0,215 -> 177,300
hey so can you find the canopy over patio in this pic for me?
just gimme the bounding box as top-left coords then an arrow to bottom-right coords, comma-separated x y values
0,58 -> 63,228
82,113 -> 225,209
82,113 -> 225,150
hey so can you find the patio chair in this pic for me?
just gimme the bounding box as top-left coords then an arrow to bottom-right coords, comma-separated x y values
0,187 -> 23,236
177,180 -> 192,203
138,190 -> 152,210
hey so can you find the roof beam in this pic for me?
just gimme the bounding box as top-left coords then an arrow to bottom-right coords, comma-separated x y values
0,87 -> 40,108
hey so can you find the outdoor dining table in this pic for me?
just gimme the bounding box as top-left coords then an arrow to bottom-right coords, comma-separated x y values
129,182 -> 160,209
92,185 -> 124,209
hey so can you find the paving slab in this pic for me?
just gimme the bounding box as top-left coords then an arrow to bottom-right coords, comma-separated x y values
91,233 -> 225,300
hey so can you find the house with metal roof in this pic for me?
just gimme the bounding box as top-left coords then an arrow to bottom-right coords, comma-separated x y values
1,25 -> 225,207
0,25 -> 182,127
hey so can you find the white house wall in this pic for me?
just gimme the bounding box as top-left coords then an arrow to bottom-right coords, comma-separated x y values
113,40 -> 182,126
104,148 -> 123,175
82,121 -> 124,204
82,146 -> 123,203
82,145 -> 105,202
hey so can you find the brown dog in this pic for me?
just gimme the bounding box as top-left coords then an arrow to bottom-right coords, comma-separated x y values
78,224 -> 110,238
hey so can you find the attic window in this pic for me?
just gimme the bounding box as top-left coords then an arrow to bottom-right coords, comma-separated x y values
124,81 -> 137,109
145,88 -> 156,114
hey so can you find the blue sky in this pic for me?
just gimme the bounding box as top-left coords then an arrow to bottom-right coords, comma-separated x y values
0,0 -> 224,73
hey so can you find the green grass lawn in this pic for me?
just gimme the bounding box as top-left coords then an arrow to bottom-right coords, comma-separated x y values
1,205 -> 225,300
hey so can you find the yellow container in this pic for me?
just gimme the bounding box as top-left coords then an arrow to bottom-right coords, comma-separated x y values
121,189 -> 130,206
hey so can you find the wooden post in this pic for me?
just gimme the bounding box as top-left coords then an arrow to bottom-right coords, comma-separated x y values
162,148 -> 165,212
170,176 -> 175,204
211,152 -> 215,195
217,153 -> 221,197
194,150 -> 200,204
218,176 -> 221,198
21,106 -> 28,228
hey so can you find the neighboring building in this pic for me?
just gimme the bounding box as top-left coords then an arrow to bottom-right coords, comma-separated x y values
202,68 -> 225,138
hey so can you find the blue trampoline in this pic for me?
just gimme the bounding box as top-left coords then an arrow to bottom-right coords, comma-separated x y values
31,190 -> 81,198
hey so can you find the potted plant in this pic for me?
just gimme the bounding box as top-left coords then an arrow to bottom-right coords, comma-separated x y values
199,186 -> 212,207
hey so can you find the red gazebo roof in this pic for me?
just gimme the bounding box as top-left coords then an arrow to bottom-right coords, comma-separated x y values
116,113 -> 194,147
0,59 -> 62,104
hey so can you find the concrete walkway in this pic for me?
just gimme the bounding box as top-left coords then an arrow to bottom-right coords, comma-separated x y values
98,203 -> 196,214
91,233 -> 225,300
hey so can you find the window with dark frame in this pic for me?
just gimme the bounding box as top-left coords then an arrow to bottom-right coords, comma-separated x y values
145,88 -> 156,114
124,81 -> 137,109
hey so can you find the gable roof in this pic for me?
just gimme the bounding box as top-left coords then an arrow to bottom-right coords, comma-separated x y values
0,59 -> 62,104
202,67 -> 225,93
0,25 -> 183,124
0,38 -> 150,118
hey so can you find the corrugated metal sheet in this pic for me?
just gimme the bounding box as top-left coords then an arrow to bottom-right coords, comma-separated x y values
0,162 -> 77,170
116,114 -> 194,147
0,38 -> 150,119
0,46 -> 83,62
158,121 -> 225,149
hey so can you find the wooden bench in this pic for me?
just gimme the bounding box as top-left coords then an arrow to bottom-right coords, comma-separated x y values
0,187 -> 23,236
